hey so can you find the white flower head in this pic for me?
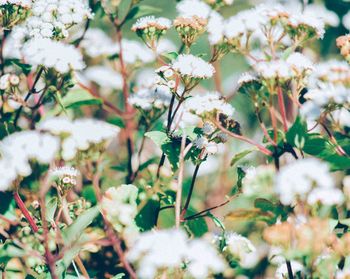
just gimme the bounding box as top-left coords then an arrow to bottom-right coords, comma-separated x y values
22,38 -> 85,73
275,158 -> 334,205
171,54 -> 215,79
185,92 -> 234,118
0,131 -> 59,191
131,16 -> 171,32
38,117 -> 119,161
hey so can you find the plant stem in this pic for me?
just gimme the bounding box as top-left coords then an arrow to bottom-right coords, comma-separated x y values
91,160 -> 137,279
277,86 -> 288,132
13,191 -> 38,233
286,260 -> 294,279
175,134 -> 187,228
181,164 -> 201,220
215,117 -> 273,156
14,67 -> 44,127
40,195 -> 58,279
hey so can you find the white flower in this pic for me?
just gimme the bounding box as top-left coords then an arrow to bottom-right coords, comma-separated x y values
171,54 -> 215,79
0,131 -> 59,191
237,72 -> 257,87
289,12 -> 325,39
207,11 -> 225,45
343,11 -> 350,30
307,188 -> 344,206
286,53 -> 314,76
38,117 -> 119,160
101,184 -> 139,231
84,66 -> 123,90
0,74 -> 10,90
255,60 -> 293,80
242,165 -> 275,197
186,239 -> 226,279
185,92 -> 234,117
224,232 -> 256,264
120,40 -> 154,64
131,16 -> 171,31
128,229 -> 225,279
202,121 -> 215,135
303,4 -> 339,27
275,261 -> 304,279
332,108 -> 350,127
275,158 -> 334,205
22,38 -> 85,73
176,0 -> 212,19
11,0 -> 91,40
127,229 -> 188,279
129,84 -> 172,111
49,166 -> 79,186
80,28 -> 118,57
193,136 -> 208,149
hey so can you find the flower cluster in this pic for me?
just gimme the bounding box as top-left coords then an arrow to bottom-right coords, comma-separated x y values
11,0 -> 91,40
0,131 -> 59,191
38,117 -> 119,160
132,16 -> 171,47
127,229 -> 226,279
101,184 -> 139,243
274,158 -> 343,206
22,38 -> 85,74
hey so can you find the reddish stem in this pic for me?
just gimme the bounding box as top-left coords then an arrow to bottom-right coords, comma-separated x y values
13,191 -> 38,233
277,86 -> 288,132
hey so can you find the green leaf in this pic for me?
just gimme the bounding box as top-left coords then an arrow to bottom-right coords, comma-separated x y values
124,5 -> 161,23
46,197 -> 57,223
254,198 -> 275,212
62,206 -> 100,246
286,116 -> 307,148
135,199 -> 160,231
230,148 -> 256,166
111,273 -> 126,279
63,89 -> 103,109
230,167 -> 246,195
161,52 -> 179,63
107,116 -> 125,128
184,209 -> 209,238
7,59 -> 32,75
145,131 -> 168,147
207,212 -> 225,231
0,242 -> 25,267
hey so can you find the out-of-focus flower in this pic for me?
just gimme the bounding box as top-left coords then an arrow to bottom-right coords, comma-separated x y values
128,229 -> 225,279
11,0 -> 92,40
22,38 -> 85,73
337,35 -> 350,63
275,158 -> 335,205
101,184 -> 138,233
171,54 -> 215,80
38,117 -> 119,160
84,66 -> 123,90
80,28 -> 118,58
0,131 -> 59,191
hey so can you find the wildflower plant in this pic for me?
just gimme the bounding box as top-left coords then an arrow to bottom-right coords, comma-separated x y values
0,0 -> 350,279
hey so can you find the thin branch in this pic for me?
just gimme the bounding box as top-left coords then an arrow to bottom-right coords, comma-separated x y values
13,191 -> 38,233
277,86 -> 288,132
175,134 -> 187,228
215,116 -> 273,156
180,163 -> 201,220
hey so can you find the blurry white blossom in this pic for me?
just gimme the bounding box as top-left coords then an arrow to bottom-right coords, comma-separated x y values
128,229 -> 225,279
0,131 -> 59,191
38,117 -> 119,160
84,66 -> 123,90
171,54 -> 215,79
22,38 -> 85,73
275,158 -> 335,205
